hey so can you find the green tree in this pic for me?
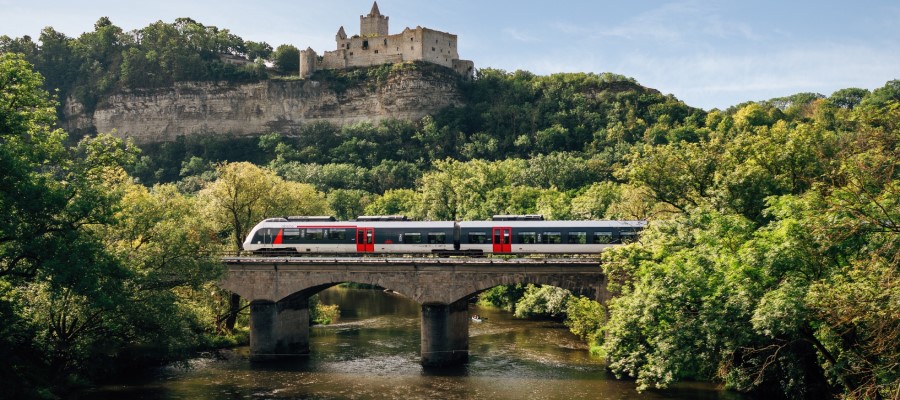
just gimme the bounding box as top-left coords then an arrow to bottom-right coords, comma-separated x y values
620,140 -> 722,213
478,284 -> 526,312
600,100 -> 900,398
364,189 -> 419,216
536,188 -> 572,220
199,162 -> 329,330
860,79 -> 900,108
1,55 -> 228,396
327,189 -> 373,220
828,87 -> 869,109
571,182 -> 621,219
564,296 -> 606,345
244,40 -> 273,61
273,44 -> 300,74
514,284 -> 571,319
417,158 -> 525,220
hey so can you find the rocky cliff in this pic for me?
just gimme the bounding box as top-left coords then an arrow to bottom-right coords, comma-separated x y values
62,65 -> 463,143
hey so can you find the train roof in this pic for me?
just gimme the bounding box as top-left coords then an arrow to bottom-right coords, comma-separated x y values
253,219 -> 647,229
457,220 -> 647,229
255,220 -> 456,229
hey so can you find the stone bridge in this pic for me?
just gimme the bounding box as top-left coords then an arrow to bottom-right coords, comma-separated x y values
219,257 -> 608,366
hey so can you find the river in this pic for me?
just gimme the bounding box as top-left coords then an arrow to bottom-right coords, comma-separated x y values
85,286 -> 747,400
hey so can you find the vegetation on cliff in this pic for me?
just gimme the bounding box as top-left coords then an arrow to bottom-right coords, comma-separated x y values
0,17 -> 272,113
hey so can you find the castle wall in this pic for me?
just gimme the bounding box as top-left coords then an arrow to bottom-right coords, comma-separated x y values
420,29 -> 458,69
321,50 -> 347,70
399,28 -> 424,62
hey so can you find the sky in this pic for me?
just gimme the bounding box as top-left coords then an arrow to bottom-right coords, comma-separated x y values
2,0 -> 899,110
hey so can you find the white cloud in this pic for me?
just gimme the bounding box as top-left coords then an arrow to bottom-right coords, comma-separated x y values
502,28 -> 540,43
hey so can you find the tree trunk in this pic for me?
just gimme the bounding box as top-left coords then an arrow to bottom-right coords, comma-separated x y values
225,293 -> 241,331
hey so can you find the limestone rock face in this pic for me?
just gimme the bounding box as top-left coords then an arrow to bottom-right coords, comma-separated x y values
63,67 -> 462,143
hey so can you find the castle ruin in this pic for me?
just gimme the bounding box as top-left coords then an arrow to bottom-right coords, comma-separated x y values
299,2 -> 475,79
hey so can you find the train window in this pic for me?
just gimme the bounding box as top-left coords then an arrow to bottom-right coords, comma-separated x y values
621,232 -> 638,243
427,232 -> 446,244
542,232 -> 562,244
593,232 -> 612,244
468,232 -> 488,244
517,232 -> 537,244
568,232 -> 587,244
403,233 -> 422,244
328,229 -> 346,240
283,228 -> 300,236
307,229 -> 324,240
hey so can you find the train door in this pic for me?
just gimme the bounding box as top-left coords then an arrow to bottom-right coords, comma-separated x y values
356,228 -> 374,252
492,227 -> 512,253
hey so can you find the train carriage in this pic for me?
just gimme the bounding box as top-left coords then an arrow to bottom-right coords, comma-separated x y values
243,216 -> 456,255
457,220 -> 645,254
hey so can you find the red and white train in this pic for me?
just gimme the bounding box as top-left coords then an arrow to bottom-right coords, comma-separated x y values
242,215 -> 645,256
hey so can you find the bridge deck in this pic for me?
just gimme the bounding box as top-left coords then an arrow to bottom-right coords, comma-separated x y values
221,256 -> 601,266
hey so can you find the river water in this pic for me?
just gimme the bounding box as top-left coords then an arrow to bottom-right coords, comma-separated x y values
86,287 -> 747,400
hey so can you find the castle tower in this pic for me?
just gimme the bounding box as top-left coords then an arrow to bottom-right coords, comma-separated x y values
299,47 -> 318,78
360,1 -> 389,37
336,26 -> 347,42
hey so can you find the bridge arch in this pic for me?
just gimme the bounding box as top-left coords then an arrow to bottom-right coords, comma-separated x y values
443,272 -> 609,305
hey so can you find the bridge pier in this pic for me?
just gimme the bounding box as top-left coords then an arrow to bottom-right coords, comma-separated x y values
420,299 -> 469,367
249,296 -> 310,361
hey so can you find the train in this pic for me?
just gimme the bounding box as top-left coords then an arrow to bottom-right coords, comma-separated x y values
242,215 -> 646,256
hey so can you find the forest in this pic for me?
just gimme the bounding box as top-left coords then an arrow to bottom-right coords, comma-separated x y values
1,17 -> 898,400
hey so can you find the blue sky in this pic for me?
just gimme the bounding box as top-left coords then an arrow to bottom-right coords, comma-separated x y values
3,0 -> 899,110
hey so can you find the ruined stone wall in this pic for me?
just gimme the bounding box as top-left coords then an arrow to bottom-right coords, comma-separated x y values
321,49 -> 347,69
343,34 -> 405,68
420,29 -> 458,69
400,28 -> 424,62
453,59 -> 475,79
64,67 -> 463,144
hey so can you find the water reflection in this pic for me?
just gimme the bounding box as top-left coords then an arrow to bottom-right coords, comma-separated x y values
84,286 -> 746,400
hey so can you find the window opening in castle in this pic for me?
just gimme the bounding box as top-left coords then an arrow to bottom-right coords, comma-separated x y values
363,40 -> 369,50
375,50 -> 379,54
384,39 -> 387,45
